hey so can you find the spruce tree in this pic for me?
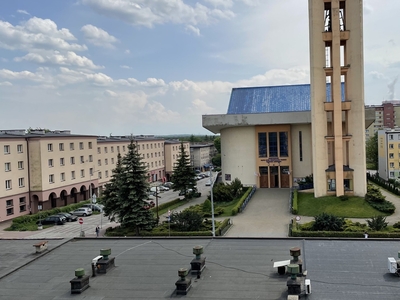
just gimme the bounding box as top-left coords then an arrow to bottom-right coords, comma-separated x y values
102,140 -> 155,235
172,142 -> 197,197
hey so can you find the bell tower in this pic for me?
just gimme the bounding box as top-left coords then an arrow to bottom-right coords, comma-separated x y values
309,0 -> 366,197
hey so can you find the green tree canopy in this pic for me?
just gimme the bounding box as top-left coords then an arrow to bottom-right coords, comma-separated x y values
366,132 -> 378,169
213,136 -> 221,153
171,142 -> 197,197
102,141 -> 156,235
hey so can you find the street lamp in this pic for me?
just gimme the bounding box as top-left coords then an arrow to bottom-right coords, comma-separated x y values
210,171 -> 216,237
38,204 -> 43,230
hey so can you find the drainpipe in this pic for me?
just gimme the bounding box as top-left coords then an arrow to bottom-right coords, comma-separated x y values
25,137 -> 32,214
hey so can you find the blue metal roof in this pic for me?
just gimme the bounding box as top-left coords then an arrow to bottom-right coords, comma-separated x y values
227,83 -> 345,114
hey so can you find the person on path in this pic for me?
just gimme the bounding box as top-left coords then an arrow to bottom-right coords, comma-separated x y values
95,225 -> 100,237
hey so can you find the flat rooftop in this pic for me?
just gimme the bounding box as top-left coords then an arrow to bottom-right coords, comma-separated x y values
1,238 -> 400,299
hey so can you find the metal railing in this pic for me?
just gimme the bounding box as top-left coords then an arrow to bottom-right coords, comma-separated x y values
239,185 -> 256,213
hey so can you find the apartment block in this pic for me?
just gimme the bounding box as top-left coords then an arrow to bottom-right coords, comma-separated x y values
0,130 -> 193,221
378,129 -> 400,181
190,143 -> 215,171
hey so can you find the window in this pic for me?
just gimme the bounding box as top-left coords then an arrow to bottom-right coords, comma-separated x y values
70,142 -> 74,150
71,171 -> 75,180
81,169 -> 85,178
89,168 -> 93,176
19,197 -> 26,212
258,132 -> 267,157
158,143 -> 160,148
105,170 -> 109,178
18,161 -> 23,169
48,159 -> 54,167
155,152 -> 157,157
111,146 -> 114,153
79,142 -> 84,150
4,145 -> 10,154
111,158 -> 114,164
389,134 -> 394,140
18,177 -> 24,187
105,158 -> 108,165
151,144 -> 153,149
98,172 -> 102,179
70,157 -> 75,164
88,142 -> 92,149
155,161 -> 157,167
98,159 -> 101,166
104,147 -> 108,153
137,145 -> 140,150
299,131 -> 303,161
390,162 -> 395,168
173,154 -> 175,159
17,144 -> 23,153
49,174 -> 54,183
151,162 -> 154,167
390,144 -> 394,149
151,153 -> 153,158
5,162 -> 11,172
6,207 -> 13,216
89,155 -> 93,162
59,143 -> 64,151
123,146 -> 126,151
117,146 -> 120,153
6,199 -> 13,207
5,180 -> 11,190
269,132 -> 278,157
80,156 -> 84,163
61,172 -> 65,181
48,143 -> 53,151
97,147 -> 101,154
279,132 -> 288,157
390,171 -> 395,178
60,158 -> 65,166
389,153 -> 394,159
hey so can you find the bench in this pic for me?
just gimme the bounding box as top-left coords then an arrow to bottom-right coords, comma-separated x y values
33,241 -> 48,253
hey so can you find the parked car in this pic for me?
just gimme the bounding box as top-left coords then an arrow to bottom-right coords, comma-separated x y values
205,181 -> 212,186
71,207 -> 92,216
150,186 -> 161,194
164,182 -> 173,188
179,188 -> 194,196
159,186 -> 169,191
56,212 -> 77,222
82,204 -> 103,212
36,215 -> 66,225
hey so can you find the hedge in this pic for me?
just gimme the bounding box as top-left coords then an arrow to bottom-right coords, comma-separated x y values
292,189 -> 298,214
231,187 -> 252,216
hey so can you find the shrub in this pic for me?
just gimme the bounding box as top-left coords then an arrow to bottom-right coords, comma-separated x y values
393,221 -> 400,229
365,184 -> 386,203
202,199 -> 211,213
367,215 -> 388,231
292,189 -> 298,214
312,213 -> 344,231
231,186 -> 252,215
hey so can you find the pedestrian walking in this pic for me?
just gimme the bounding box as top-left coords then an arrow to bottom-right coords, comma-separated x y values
95,225 -> 100,238
364,232 -> 368,239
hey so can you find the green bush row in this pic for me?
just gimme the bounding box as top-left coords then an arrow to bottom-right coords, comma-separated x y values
365,200 -> 395,213
151,198 -> 182,212
215,218 -> 231,236
12,201 -> 90,225
291,229 -> 400,238
231,187 -> 252,216
292,189 -> 298,214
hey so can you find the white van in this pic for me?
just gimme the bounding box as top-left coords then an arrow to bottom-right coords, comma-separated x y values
150,186 -> 161,193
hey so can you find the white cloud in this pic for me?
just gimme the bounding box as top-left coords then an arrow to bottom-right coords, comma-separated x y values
17,9 -> 30,16
120,65 -> 132,69
0,69 -> 42,81
14,51 -> 103,69
0,81 -> 13,86
81,24 -> 118,48
0,17 -> 86,52
185,25 -> 201,36
369,71 -> 385,80
82,0 -> 235,27
125,49 -> 130,54
57,67 -> 113,86
204,0 -> 234,8
127,77 -> 166,87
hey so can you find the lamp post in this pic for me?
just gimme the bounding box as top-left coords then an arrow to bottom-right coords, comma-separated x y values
210,171 -> 215,237
38,204 -> 43,230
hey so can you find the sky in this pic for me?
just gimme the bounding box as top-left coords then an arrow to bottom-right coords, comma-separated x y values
0,0 -> 399,136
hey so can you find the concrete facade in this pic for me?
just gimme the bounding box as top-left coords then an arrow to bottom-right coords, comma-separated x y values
378,129 -> 400,181
190,143 -> 214,171
309,0 -> 366,197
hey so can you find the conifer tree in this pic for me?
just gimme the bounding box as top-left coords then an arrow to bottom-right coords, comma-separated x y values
172,142 -> 197,197
102,140 -> 155,235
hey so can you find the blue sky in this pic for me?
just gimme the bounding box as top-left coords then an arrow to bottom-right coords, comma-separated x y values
0,0 -> 399,136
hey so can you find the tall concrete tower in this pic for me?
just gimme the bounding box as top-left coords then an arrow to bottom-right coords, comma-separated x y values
309,0 -> 366,197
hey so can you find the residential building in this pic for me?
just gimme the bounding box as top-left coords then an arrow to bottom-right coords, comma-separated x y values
190,143 -> 215,171
365,101 -> 400,140
0,130 -> 189,221
378,129 -> 400,181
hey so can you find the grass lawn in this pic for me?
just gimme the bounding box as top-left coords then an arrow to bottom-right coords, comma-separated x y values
215,200 -> 238,217
298,192 -> 388,218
